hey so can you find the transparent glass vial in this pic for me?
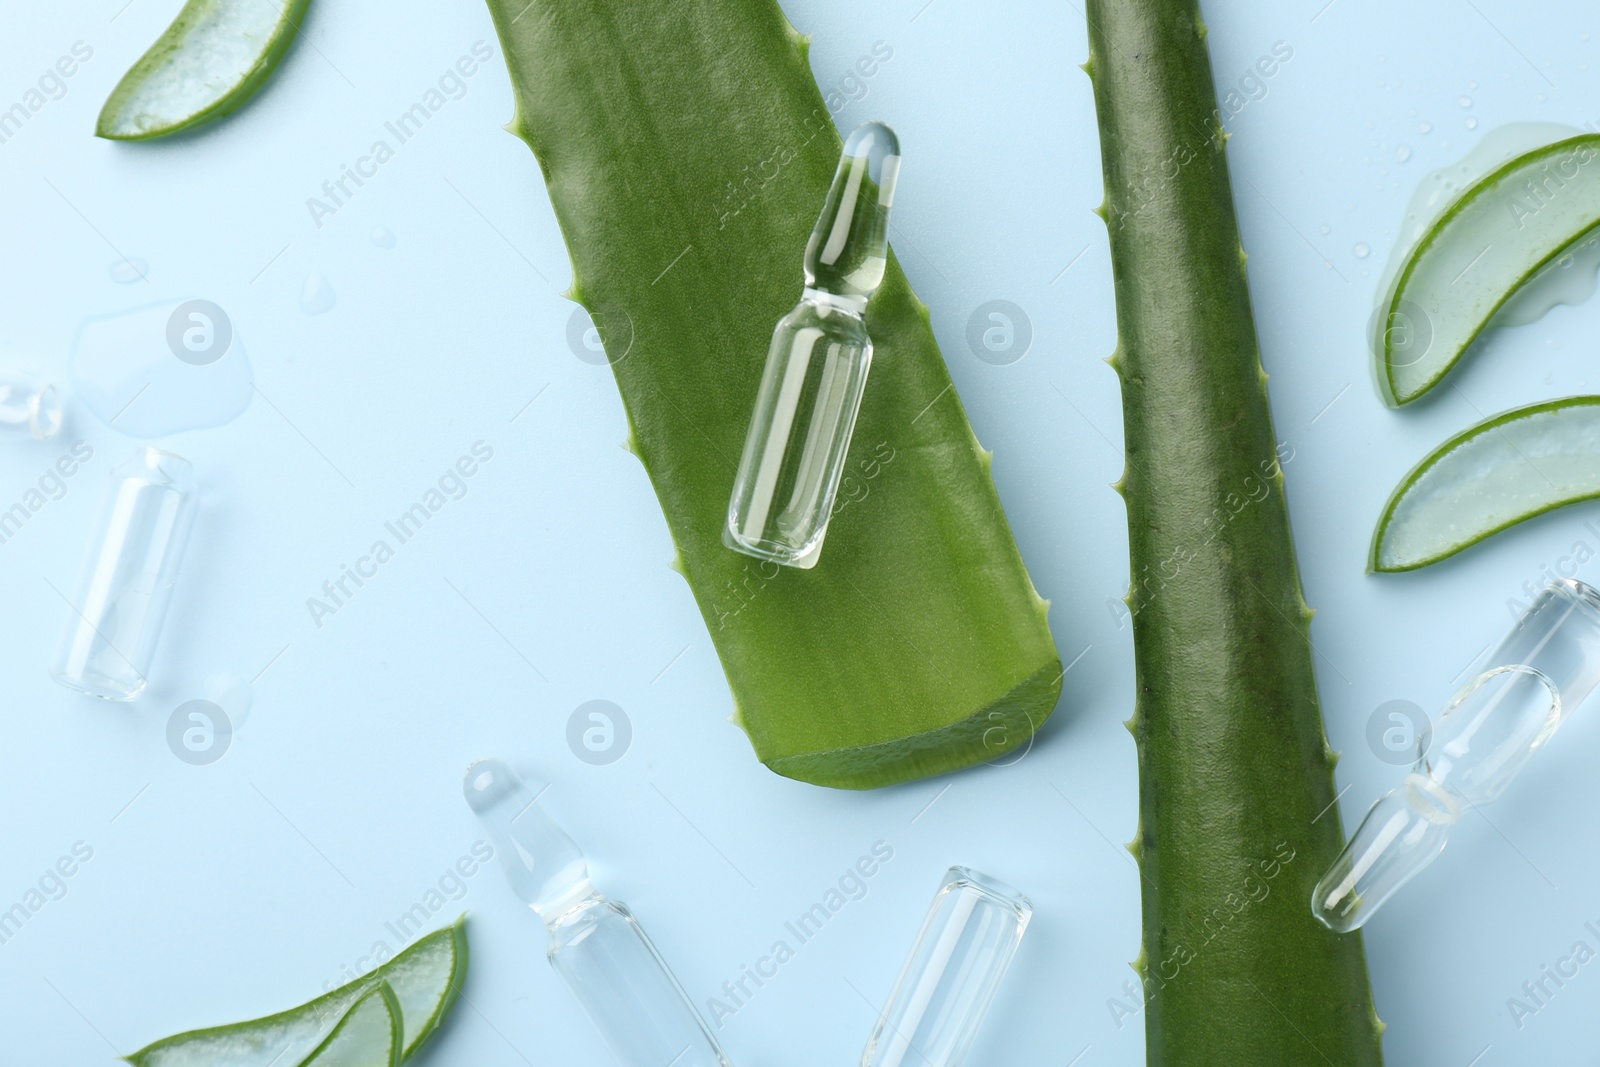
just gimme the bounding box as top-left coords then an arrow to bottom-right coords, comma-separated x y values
463,759 -> 732,1067
725,120 -> 902,569
50,447 -> 196,701
860,867 -> 1032,1067
1313,580 -> 1600,931
0,373 -> 63,441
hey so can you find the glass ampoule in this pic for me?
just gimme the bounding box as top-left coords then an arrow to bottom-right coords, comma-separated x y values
463,759 -> 732,1067
725,120 -> 902,569
0,374 -> 63,441
860,867 -> 1032,1067
1313,580 -> 1600,932
50,447 -> 196,701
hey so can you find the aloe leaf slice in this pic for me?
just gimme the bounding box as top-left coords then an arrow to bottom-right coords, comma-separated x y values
301,984 -> 402,1067
482,0 -> 1061,788
127,917 -> 466,1067
96,0 -> 311,140
1371,397 -> 1600,571
1378,134 -> 1600,405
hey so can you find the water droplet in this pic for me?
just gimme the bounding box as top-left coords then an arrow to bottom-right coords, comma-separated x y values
1396,145 -> 1412,163
1418,121 -> 1432,134
1466,117 -> 1479,130
109,257 -> 149,283
1354,243 -> 1371,259
1459,96 -> 1473,107
1560,254 -> 1575,269
1468,81 -> 1478,90
1320,224 -> 1331,235
370,226 -> 396,249
300,273 -> 336,315
205,672 -> 255,728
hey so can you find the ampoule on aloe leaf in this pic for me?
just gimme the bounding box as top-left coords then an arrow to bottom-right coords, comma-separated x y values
725,120 -> 901,569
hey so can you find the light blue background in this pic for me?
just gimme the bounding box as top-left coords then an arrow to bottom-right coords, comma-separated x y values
1,0 -> 1597,1063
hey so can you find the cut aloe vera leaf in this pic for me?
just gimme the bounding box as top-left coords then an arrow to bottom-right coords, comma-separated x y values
482,0 -> 1061,788
1378,134 -> 1600,405
97,0 -> 311,140
302,984 -> 402,1067
127,917 -> 466,1067
1372,397 -> 1600,571
384,917 -> 468,1058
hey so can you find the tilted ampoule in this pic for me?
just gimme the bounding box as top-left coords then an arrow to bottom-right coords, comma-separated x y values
463,758 -> 732,1067
1313,580 -> 1600,931
725,120 -> 901,569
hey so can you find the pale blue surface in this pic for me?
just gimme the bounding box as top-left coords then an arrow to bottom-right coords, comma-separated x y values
1,1 -> 1598,1064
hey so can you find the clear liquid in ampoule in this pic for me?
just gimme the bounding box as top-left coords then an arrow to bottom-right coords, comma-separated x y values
726,121 -> 901,569
464,759 -> 732,1067
1312,579 -> 1600,931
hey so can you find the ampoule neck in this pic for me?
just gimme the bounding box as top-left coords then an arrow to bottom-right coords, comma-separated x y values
537,878 -> 603,927
800,287 -> 868,316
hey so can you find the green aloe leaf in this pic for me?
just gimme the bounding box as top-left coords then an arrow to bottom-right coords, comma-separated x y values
97,0 -> 310,140
1084,0 -> 1385,1062
301,984 -> 402,1067
483,0 -> 1061,788
127,917 -> 466,1067
1372,396 -> 1600,571
1378,135 -> 1600,405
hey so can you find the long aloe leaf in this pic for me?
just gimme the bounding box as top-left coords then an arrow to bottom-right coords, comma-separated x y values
1083,0 -> 1385,1062
483,0 -> 1061,788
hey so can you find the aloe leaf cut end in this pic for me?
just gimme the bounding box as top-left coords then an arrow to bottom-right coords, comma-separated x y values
484,0 -> 1061,789
96,0 -> 311,140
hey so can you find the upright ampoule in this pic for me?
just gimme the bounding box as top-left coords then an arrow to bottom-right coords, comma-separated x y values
1313,579 -> 1600,931
463,759 -> 732,1067
725,120 -> 902,569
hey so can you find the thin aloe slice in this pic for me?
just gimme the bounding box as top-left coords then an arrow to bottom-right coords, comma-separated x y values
301,984 -> 402,1067
96,0 -> 311,140
482,0 -> 1061,788
127,917 -> 466,1067
1379,134 -> 1600,405
1371,397 -> 1600,571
